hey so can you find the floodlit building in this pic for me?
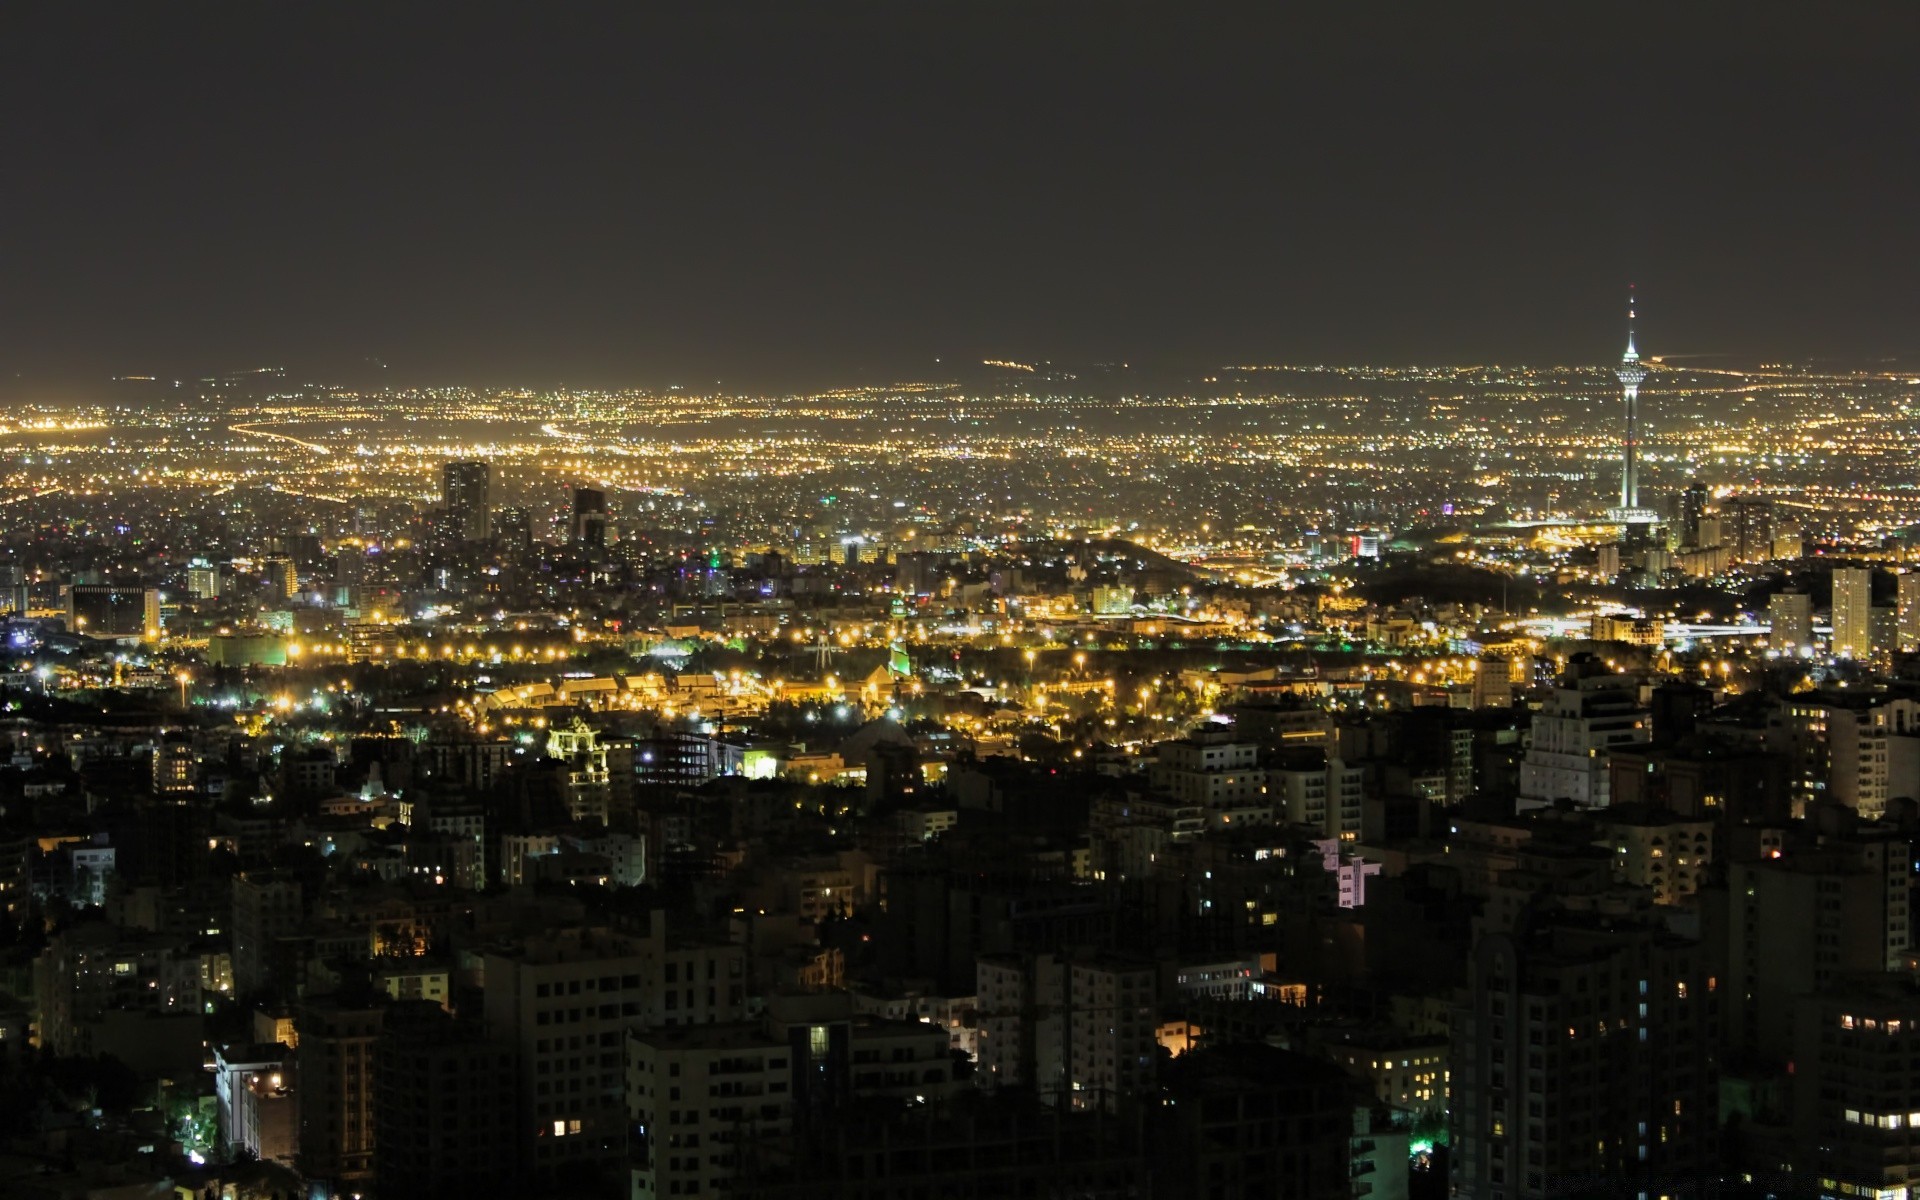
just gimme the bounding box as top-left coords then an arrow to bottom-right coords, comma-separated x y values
1832,567 -> 1874,660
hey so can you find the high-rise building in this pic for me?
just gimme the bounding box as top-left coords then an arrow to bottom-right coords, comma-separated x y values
1873,607 -> 1900,668
261,555 -> 298,599
1270,753 -> 1366,840
1154,1045 -> 1355,1200
1792,973 -> 1920,1200
1727,833 -> 1912,1060
1517,661 -> 1648,810
630,1006 -> 964,1200
442,460 -> 492,541
32,923 -> 205,1057
1065,957 -> 1157,1111
482,915 -> 747,1187
975,952 -> 1157,1113
1677,480 -> 1709,547
1832,567 -> 1874,659
1452,911 -> 1719,1200
1770,590 -> 1814,655
494,504 -> 533,552
1148,729 -> 1268,826
1818,702 -> 1910,821
231,873 -> 304,997
296,995 -> 385,1194
547,717 -> 611,824
151,732 -> 198,796
67,583 -> 159,639
373,1003 -> 517,1200
627,1022 -> 792,1200
186,559 -> 221,600
212,1040 -> 297,1166
1898,572 -> 1920,653
1724,496 -> 1775,563
571,487 -> 608,552
1471,653 -> 1515,709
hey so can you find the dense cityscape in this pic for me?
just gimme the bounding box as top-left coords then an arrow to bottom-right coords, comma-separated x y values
1,302 -> 1919,1200
9,7 -> 1920,1200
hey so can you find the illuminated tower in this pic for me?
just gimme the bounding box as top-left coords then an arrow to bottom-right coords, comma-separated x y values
1614,287 -> 1651,517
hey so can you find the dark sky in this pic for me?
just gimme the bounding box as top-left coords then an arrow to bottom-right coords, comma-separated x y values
3,4 -> 1916,390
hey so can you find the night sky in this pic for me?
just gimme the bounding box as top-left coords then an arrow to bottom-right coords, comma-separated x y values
3,5 -> 1916,390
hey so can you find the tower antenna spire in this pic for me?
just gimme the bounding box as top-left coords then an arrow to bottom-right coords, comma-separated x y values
1613,284 -> 1649,517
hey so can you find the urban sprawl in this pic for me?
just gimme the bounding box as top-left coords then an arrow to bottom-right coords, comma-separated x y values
2,329 -> 1920,1200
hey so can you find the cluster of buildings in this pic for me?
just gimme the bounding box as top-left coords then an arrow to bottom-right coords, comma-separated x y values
8,316 -> 1920,1199
10,593 -> 1920,1200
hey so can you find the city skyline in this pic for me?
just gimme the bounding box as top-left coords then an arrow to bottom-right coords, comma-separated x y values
8,9 -> 1920,1200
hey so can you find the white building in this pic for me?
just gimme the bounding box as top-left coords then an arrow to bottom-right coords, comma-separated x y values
1149,730 -> 1270,827
977,953 -> 1156,1113
484,915 -> 747,1187
627,1022 -> 790,1200
1066,958 -> 1157,1112
1272,755 -> 1365,840
1517,667 -> 1647,810
212,1041 -> 296,1165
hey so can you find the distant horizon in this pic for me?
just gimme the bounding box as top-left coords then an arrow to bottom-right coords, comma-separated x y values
9,345 -> 1920,405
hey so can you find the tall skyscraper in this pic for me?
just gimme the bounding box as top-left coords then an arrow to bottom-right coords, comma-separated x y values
1678,479 -> 1708,547
1611,287 -> 1653,523
442,461 -> 491,542
494,505 -> 532,552
1724,495 -> 1774,563
1452,910 -> 1719,1200
1898,571 -> 1920,653
1769,590 -> 1814,655
297,996 -> 384,1194
0,562 -> 26,617
261,555 -> 298,600
1832,567 -> 1874,659
570,487 -> 608,552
